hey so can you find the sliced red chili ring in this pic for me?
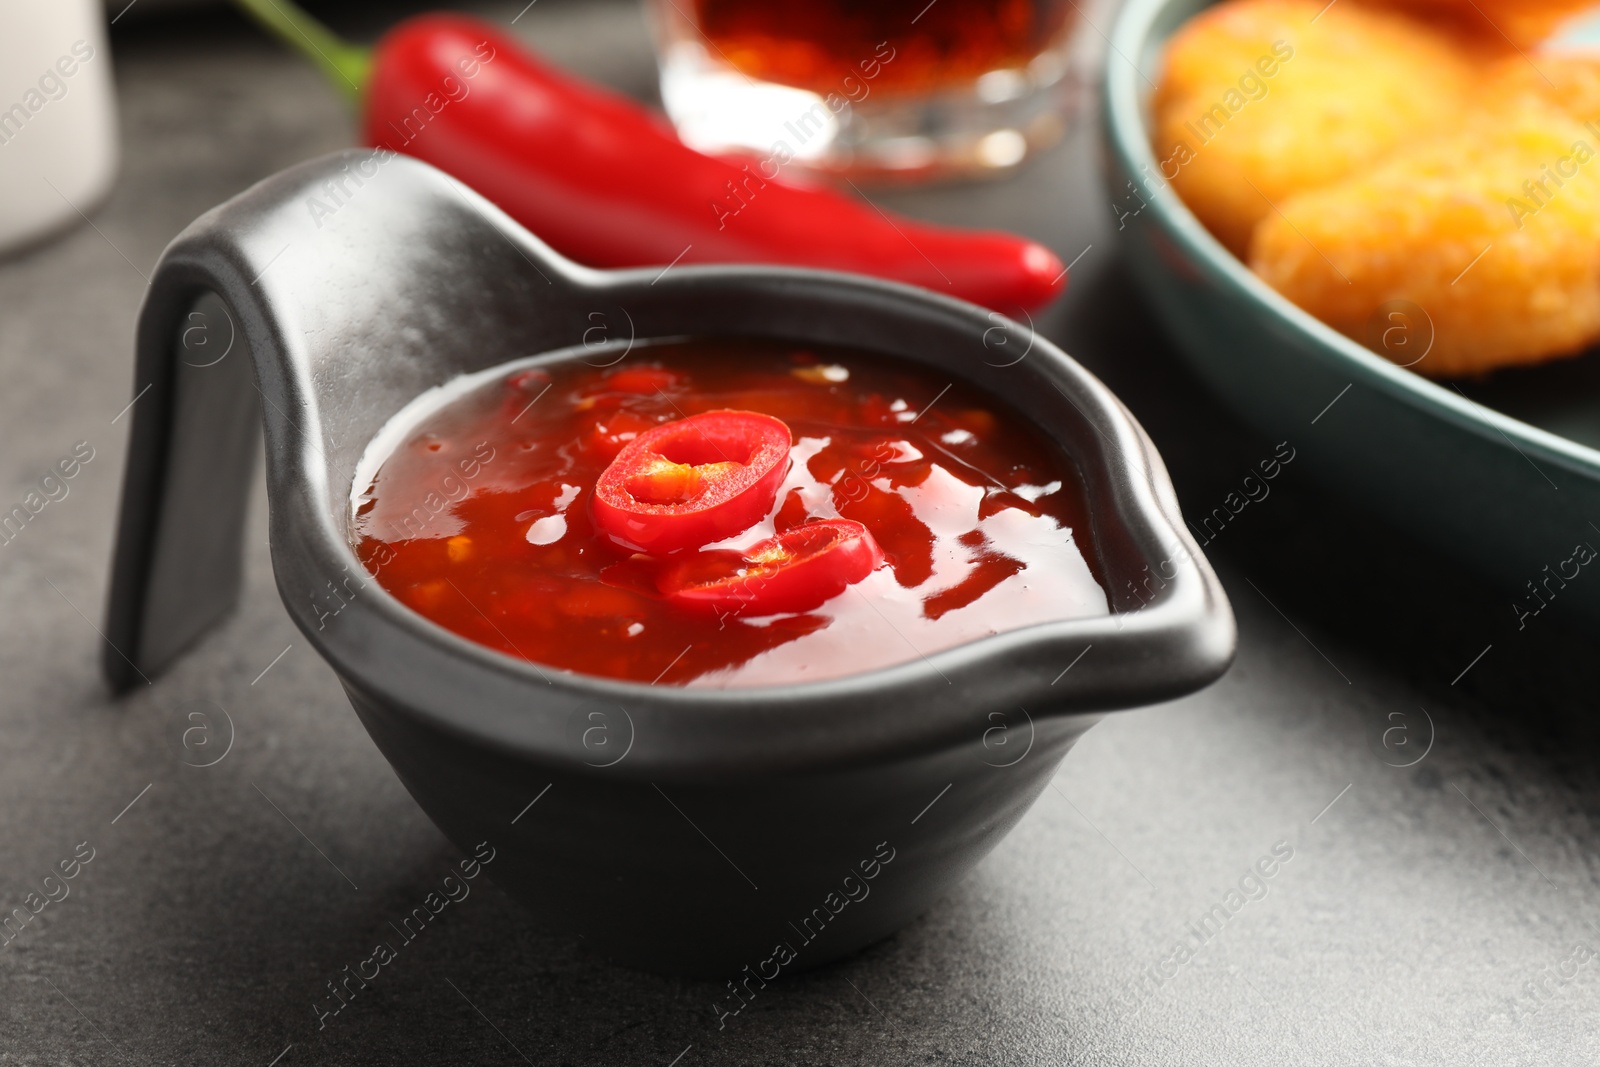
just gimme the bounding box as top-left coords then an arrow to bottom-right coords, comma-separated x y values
591,409 -> 791,553
658,518 -> 884,616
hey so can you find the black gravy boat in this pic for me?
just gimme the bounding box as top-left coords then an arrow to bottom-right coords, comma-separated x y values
104,151 -> 1234,974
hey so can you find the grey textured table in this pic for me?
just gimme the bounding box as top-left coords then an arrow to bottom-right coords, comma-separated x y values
4,2 -> 1599,1064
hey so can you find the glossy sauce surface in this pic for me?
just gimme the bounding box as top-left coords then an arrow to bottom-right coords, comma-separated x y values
352,339 -> 1106,687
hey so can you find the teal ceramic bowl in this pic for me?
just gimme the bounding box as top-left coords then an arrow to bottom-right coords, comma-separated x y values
1103,0 -> 1600,628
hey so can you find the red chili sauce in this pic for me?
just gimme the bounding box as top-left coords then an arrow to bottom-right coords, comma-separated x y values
351,339 -> 1107,687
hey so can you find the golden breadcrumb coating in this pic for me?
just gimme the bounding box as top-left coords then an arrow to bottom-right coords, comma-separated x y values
1249,103 -> 1600,377
1480,52 -> 1600,127
1153,0 -> 1476,257
1354,0 -> 1592,49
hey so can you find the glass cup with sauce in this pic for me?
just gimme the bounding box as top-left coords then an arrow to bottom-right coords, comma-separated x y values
644,0 -> 1082,182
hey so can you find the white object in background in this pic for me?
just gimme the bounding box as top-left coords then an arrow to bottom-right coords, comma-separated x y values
0,0 -> 119,254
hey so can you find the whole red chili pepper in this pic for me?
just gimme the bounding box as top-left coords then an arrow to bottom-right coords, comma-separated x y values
232,1 -> 1066,311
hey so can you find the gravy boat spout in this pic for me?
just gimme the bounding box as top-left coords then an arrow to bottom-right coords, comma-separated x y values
104,150 -> 1233,974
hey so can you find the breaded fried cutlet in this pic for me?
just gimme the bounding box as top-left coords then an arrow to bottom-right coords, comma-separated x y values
1355,0 -> 1592,49
1249,102 -> 1600,378
1480,52 -> 1600,127
1153,0 -> 1477,257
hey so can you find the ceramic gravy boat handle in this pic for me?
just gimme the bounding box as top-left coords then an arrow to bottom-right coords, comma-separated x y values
103,286 -> 258,690
103,150 -> 594,691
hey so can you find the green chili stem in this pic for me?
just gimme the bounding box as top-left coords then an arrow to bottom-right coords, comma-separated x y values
230,0 -> 371,102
